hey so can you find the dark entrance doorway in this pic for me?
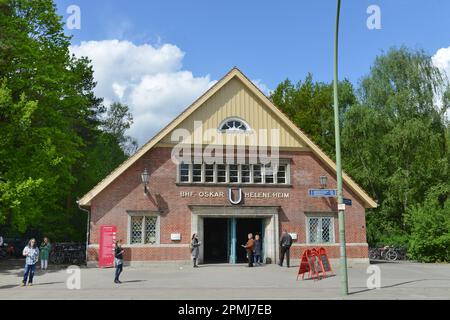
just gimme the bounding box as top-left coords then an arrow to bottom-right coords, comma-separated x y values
203,218 -> 228,263
236,218 -> 263,263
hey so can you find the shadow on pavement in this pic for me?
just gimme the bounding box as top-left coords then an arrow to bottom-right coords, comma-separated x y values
349,278 -> 450,295
0,281 -> 64,290
0,259 -> 86,277
120,280 -> 147,283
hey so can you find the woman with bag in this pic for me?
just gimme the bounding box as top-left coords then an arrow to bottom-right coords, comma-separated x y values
22,238 -> 39,286
190,234 -> 201,268
114,240 -> 124,284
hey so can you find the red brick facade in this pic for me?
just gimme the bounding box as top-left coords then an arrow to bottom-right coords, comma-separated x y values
87,146 -> 369,264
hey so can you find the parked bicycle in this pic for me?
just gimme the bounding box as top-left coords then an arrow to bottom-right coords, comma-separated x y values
49,242 -> 86,265
369,246 -> 407,261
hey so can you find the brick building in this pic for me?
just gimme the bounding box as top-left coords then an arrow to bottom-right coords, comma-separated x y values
79,68 -> 377,266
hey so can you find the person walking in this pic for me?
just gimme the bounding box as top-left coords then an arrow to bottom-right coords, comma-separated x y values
279,230 -> 293,268
243,233 -> 255,267
114,240 -> 124,284
190,233 -> 201,268
253,234 -> 263,266
39,237 -> 51,271
22,238 -> 39,286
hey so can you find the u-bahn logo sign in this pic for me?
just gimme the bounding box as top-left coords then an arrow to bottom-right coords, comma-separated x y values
228,188 -> 243,205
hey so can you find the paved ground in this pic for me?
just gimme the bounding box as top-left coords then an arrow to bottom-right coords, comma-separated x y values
0,260 -> 449,299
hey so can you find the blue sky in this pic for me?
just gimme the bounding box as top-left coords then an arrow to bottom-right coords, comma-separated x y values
55,0 -> 450,144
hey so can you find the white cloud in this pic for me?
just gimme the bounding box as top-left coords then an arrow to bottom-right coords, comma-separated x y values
432,46 -> 450,119
69,40 -> 273,145
432,46 -> 450,78
70,40 -> 214,145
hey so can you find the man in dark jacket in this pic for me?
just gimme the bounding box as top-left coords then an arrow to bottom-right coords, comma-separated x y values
279,230 -> 293,268
253,234 -> 263,266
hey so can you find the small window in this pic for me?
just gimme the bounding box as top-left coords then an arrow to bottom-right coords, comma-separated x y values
192,164 -> 202,182
277,165 -> 287,184
219,118 -> 250,132
264,165 -> 274,184
144,216 -> 158,244
253,165 -> 262,183
229,165 -> 238,183
130,215 -> 159,245
217,164 -> 226,183
130,216 -> 143,244
205,164 -> 214,182
307,216 -> 334,244
241,165 -> 250,183
179,163 -> 190,182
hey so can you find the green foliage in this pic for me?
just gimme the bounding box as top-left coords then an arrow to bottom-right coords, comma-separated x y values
342,47 -> 449,248
0,0 -> 133,241
272,47 -> 450,261
271,74 -> 356,157
405,184 -> 450,262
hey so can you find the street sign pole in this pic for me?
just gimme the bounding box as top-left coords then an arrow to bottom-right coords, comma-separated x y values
333,0 -> 349,295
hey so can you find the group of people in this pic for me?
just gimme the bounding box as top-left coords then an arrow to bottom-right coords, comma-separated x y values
21,237 -> 52,286
190,229 -> 293,268
18,231 -> 294,286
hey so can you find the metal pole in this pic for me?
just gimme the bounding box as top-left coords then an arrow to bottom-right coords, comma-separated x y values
333,0 -> 349,295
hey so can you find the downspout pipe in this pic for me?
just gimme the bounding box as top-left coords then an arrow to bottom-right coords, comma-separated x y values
77,200 -> 90,267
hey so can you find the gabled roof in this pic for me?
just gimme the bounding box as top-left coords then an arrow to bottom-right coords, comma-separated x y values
78,67 -> 377,208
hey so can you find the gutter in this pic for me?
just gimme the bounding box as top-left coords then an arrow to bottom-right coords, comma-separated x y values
76,199 -> 90,266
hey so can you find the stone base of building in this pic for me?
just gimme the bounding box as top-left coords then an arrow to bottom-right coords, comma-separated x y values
87,258 -> 369,269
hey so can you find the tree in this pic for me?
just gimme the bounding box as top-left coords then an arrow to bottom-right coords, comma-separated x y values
0,0 -> 135,241
271,74 -> 356,157
405,183 -> 450,262
102,102 -> 138,156
341,47 -> 450,246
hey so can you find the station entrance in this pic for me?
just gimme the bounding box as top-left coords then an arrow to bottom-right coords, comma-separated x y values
203,217 -> 263,264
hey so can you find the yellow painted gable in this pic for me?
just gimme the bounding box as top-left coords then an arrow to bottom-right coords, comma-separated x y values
160,77 -> 305,149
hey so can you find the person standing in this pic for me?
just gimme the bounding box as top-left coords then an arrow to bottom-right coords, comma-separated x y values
190,233 -> 201,268
253,234 -> 263,266
114,240 -> 124,284
22,239 -> 39,286
279,230 -> 293,268
243,233 -> 255,267
39,237 -> 51,271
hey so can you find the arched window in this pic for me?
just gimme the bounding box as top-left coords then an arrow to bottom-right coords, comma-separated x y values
219,118 -> 251,132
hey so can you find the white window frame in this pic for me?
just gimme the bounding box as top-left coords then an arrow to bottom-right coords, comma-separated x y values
305,215 -> 336,244
218,117 -> 252,133
127,212 -> 161,246
176,160 -> 291,185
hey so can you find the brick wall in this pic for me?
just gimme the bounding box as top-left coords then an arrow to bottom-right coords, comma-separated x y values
88,147 -> 369,262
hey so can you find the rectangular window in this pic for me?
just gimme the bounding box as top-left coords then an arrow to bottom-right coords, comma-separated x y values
307,216 -> 334,244
241,165 -> 250,183
179,163 -> 190,182
177,161 -> 290,184
264,165 -> 274,184
205,164 -> 214,183
229,165 -> 238,183
253,165 -> 262,183
130,216 -> 143,244
217,164 -> 226,183
129,214 -> 159,245
277,164 -> 287,184
192,164 -> 202,182
144,216 -> 158,244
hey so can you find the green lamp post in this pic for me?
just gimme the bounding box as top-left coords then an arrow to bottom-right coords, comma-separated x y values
333,0 -> 349,295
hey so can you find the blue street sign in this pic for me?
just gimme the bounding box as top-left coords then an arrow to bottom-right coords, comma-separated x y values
308,189 -> 337,198
343,198 -> 352,206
